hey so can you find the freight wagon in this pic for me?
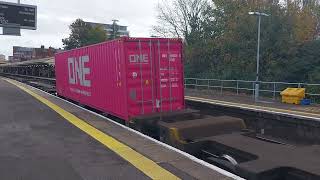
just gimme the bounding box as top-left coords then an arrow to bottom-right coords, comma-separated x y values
55,37 -> 185,122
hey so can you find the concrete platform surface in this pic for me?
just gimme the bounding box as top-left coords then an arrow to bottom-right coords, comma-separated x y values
0,78 -> 240,180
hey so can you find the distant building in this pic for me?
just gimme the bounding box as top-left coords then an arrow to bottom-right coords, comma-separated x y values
0,54 -> 5,61
0,54 -> 6,64
12,46 -> 62,62
13,46 -> 33,61
8,56 -> 14,62
85,21 -> 130,38
0,54 -> 7,64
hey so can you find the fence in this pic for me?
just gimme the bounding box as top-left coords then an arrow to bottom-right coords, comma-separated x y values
184,78 -> 320,103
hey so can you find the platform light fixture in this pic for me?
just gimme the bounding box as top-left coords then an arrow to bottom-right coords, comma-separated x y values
112,19 -> 119,39
248,11 -> 269,101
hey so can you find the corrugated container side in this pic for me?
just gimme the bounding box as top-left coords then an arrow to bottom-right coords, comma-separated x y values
55,39 -> 128,119
55,37 -> 185,121
123,38 -> 184,119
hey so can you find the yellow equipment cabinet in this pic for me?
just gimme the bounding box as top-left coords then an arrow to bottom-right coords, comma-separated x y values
280,88 -> 305,105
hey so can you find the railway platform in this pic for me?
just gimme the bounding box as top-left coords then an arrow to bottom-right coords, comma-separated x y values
0,78 -> 241,180
185,88 -> 320,120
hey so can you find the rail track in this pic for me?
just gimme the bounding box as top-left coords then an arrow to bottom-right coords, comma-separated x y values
2,73 -> 320,180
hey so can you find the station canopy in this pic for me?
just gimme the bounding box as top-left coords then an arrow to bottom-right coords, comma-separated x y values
0,57 -> 54,67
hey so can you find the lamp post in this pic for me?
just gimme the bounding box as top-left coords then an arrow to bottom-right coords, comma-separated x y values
112,19 -> 119,39
248,11 -> 269,101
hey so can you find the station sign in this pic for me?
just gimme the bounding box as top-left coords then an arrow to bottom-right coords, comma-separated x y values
0,1 -> 37,30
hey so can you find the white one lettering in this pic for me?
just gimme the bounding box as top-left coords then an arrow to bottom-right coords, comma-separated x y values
129,54 -> 148,63
68,55 -> 91,87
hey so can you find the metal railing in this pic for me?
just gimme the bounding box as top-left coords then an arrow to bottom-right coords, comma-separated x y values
184,78 -> 320,103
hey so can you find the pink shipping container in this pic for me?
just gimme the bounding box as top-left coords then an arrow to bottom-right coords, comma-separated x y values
55,37 -> 185,121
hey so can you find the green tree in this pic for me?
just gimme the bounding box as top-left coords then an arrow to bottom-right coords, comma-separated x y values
154,0 -> 320,83
62,19 -> 107,50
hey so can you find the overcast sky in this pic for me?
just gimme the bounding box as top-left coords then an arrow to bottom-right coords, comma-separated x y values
0,0 -> 158,58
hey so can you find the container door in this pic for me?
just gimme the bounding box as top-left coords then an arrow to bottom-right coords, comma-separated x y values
153,39 -> 184,113
126,40 -> 156,116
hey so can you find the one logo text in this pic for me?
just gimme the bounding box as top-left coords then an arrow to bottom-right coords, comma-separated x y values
68,55 -> 91,87
129,54 -> 148,63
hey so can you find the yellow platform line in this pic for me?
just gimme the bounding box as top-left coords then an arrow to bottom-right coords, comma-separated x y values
5,79 -> 180,180
186,96 -> 320,119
